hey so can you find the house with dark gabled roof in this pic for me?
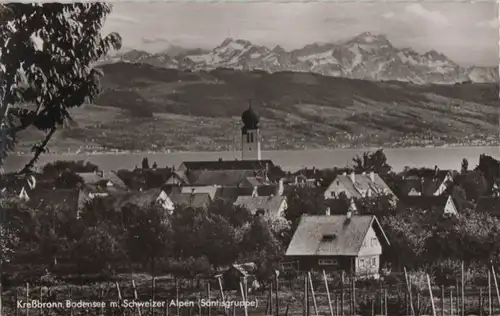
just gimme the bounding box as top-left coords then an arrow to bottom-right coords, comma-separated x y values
323,171 -> 398,206
398,195 -> 458,216
177,160 -> 274,173
398,167 -> 454,197
285,213 -> 390,277
234,195 -> 288,218
76,170 -> 127,190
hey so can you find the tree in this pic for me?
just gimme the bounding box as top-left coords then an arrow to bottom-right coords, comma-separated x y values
124,203 -> 172,274
52,170 -> 84,189
380,212 -> 432,269
42,160 -> 99,177
460,170 -> 488,202
0,3 -> 121,172
461,158 -> 469,175
240,217 -> 284,282
352,149 -> 392,176
141,157 -> 150,169
73,223 -> 125,275
284,186 -> 325,231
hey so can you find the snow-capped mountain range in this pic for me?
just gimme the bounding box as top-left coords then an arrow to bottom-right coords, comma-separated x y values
113,32 -> 498,84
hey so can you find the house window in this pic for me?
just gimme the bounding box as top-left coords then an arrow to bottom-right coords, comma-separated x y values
322,234 -> 336,242
331,192 -> 335,197
371,257 -> 376,266
371,237 -> 377,246
318,259 -> 336,266
359,258 -> 365,268
362,240 -> 367,247
246,133 -> 251,143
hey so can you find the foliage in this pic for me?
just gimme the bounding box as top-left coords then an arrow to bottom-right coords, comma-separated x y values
141,157 -> 149,169
352,149 -> 392,176
427,259 -> 462,286
73,223 -> 126,275
0,198 -> 22,264
0,3 -> 121,171
461,158 -> 469,175
42,160 -> 99,176
459,170 -> 488,202
476,154 -> 500,192
284,186 -> 325,230
124,203 -> 172,273
379,211 -> 433,269
164,256 -> 213,278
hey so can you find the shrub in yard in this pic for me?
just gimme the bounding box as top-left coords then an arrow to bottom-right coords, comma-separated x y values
382,273 -> 404,286
429,259 -> 462,286
356,293 -> 406,316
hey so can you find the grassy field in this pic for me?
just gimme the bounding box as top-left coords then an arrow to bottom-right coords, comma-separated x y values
14,63 -> 499,154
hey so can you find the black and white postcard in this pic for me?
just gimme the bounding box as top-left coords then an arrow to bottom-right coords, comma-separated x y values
0,2 -> 499,316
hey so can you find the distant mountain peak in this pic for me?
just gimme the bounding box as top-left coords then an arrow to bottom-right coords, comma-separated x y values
114,32 -> 498,84
272,45 -> 286,53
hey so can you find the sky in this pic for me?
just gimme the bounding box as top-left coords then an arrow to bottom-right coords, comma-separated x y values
103,2 -> 499,67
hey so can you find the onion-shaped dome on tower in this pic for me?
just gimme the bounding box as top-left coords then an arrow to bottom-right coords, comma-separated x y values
241,105 -> 259,132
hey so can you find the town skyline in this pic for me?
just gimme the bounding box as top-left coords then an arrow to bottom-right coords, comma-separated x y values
104,2 -> 499,67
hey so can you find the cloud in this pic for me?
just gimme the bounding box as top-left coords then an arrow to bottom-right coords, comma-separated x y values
476,18 -> 499,29
142,37 -> 172,45
404,4 -> 449,26
382,12 -> 395,19
107,13 -> 138,25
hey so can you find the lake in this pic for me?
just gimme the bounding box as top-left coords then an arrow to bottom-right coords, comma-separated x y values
3,146 -> 500,173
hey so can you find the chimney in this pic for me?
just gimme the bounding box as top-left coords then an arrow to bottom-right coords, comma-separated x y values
346,209 -> 352,220
325,207 -> 331,216
370,171 -> 375,182
252,187 -> 258,197
350,172 -> 356,183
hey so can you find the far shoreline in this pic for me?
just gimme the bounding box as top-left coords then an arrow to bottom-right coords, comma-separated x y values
10,142 -> 500,157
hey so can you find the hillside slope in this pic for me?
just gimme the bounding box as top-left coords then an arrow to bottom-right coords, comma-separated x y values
16,62 -> 499,153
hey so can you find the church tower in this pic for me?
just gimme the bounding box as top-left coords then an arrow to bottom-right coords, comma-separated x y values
241,101 -> 261,160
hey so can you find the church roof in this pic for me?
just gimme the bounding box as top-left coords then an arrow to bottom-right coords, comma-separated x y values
179,160 -> 273,171
242,105 -> 259,129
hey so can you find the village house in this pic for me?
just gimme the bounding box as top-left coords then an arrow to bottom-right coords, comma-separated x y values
76,170 -> 127,189
398,195 -> 458,216
290,167 -> 321,187
398,167 -> 454,197
116,167 -> 173,191
234,195 -> 288,218
285,213 -> 390,278
323,171 -> 398,205
114,187 -> 211,212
